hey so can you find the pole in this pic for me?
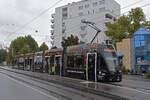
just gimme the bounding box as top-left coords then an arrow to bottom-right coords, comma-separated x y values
81,20 -> 101,43
91,31 -> 101,43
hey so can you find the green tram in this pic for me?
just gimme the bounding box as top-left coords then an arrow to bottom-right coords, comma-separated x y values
13,43 -> 122,82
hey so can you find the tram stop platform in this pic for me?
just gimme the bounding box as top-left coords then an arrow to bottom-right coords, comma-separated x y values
0,66 -> 150,100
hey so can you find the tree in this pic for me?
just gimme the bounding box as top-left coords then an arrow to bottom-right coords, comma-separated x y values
6,35 -> 39,64
128,7 -> 146,37
20,44 -> 31,54
105,7 -> 147,42
39,42 -> 49,51
105,15 -> 130,42
24,35 -> 39,52
0,49 -> 7,64
61,35 -> 84,48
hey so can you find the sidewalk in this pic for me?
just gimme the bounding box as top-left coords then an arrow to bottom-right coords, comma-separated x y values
1,66 -> 150,100
123,74 -> 150,82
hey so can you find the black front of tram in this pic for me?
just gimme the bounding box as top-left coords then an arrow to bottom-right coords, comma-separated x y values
96,44 -> 122,82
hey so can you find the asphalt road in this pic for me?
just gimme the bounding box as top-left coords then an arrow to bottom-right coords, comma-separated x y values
0,69 -> 114,100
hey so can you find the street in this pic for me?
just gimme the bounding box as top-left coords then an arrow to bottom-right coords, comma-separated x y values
0,69 -> 114,100
113,75 -> 150,91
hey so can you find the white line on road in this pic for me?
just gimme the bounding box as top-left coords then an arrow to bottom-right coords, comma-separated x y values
5,74 -> 58,100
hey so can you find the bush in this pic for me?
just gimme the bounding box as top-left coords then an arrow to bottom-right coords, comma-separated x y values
144,73 -> 150,79
136,67 -> 140,73
121,66 -> 127,73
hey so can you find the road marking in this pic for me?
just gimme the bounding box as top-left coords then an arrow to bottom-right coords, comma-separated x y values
5,74 -> 58,100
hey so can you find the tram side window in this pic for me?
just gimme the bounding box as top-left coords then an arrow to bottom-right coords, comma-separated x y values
75,55 -> 84,68
50,56 -> 54,66
97,54 -> 107,70
67,56 -> 74,68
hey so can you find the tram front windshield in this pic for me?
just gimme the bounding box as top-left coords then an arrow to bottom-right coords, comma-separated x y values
104,51 -> 118,72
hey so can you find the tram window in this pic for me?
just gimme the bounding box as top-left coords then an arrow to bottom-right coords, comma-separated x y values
88,54 -> 95,68
97,54 -> 107,70
50,57 -> 54,66
104,52 -> 117,57
67,56 -> 74,68
75,55 -> 84,68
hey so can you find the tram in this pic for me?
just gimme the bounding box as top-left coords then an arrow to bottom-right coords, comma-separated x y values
65,43 -> 122,82
13,43 -> 122,82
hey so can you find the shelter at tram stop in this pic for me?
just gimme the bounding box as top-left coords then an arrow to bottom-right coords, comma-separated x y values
133,28 -> 150,73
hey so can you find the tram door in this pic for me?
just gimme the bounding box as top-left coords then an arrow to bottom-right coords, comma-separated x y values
54,55 -> 62,76
45,57 -> 50,73
86,53 -> 97,82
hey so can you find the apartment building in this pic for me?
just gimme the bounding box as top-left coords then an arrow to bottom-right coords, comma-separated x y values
51,0 -> 120,48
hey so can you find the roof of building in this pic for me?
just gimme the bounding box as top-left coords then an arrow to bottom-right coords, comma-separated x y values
134,28 -> 150,35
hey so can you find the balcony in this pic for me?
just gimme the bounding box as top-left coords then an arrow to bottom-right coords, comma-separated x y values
51,41 -> 54,45
51,30 -> 54,35
51,25 -> 54,29
51,19 -> 54,23
51,35 -> 54,40
51,14 -> 55,18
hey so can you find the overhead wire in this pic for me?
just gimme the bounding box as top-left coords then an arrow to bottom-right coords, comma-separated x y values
5,0 -> 147,41
122,1 -> 150,15
4,0 -> 64,42
3,0 -> 150,46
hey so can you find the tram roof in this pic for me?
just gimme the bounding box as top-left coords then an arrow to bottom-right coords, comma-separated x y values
67,43 -> 99,55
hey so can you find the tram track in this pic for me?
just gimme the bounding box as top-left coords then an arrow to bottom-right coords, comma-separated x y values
0,67 -> 130,100
0,71 -> 74,100
0,70 -> 115,100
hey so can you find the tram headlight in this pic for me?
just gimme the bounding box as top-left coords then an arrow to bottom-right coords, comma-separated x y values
99,71 -> 101,74
101,73 -> 106,76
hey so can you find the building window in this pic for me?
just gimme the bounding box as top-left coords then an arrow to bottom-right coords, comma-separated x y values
88,11 -> 90,14
93,10 -> 95,14
114,17 -> 117,21
93,2 -> 98,7
62,7 -> 68,14
67,56 -> 74,68
99,7 -> 105,12
74,55 -> 84,68
141,41 -> 145,46
85,4 -> 90,8
79,5 -> 83,10
78,12 -> 84,16
134,35 -> 146,47
105,14 -> 113,19
99,0 -> 105,5
134,36 -> 144,40
62,7 -> 68,19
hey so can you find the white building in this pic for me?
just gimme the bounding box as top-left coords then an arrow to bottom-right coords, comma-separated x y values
51,0 -> 120,48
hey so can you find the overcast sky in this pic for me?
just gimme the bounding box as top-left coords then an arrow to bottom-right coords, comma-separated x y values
0,0 -> 150,48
